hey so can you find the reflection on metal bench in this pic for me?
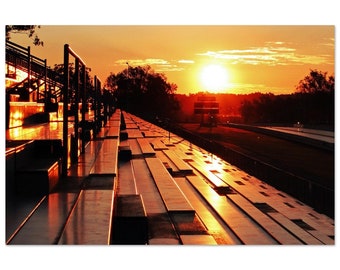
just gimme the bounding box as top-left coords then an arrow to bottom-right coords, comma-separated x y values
145,157 -> 195,217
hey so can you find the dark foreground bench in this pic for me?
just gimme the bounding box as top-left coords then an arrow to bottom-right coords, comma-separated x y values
112,194 -> 148,244
16,159 -> 60,195
6,139 -> 62,197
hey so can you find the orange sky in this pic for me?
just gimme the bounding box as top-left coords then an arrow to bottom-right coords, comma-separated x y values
7,25 -> 335,95
1,0 -> 339,268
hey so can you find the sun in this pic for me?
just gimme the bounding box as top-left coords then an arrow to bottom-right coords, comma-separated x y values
200,64 -> 230,92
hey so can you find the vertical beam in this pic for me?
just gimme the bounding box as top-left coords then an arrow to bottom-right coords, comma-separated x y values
94,76 -> 97,137
103,89 -> 108,126
62,44 -> 70,177
81,64 -> 86,153
72,58 -> 80,163
27,46 -> 31,99
44,59 -> 47,106
93,76 -> 102,133
97,79 -> 101,127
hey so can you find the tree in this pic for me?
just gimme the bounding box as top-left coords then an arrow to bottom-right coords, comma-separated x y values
295,69 -> 334,125
6,25 -> 43,46
105,65 -> 179,119
239,99 -> 256,123
296,69 -> 334,93
52,63 -> 93,104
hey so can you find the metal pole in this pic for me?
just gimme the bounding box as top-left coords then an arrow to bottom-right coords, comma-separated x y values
72,58 -> 80,163
94,76 -> 102,130
44,59 -> 47,106
126,62 -> 129,112
62,44 -> 70,177
27,46 -> 31,99
103,89 -> 108,126
94,75 -> 97,136
97,79 -> 101,127
81,64 -> 86,153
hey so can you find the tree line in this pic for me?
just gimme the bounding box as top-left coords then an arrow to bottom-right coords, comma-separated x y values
105,68 -> 334,129
239,70 -> 334,127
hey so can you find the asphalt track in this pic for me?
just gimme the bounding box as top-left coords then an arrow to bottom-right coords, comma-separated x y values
260,126 -> 334,144
179,123 -> 334,189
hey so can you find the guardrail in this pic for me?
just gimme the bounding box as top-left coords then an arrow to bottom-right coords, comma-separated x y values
227,123 -> 334,152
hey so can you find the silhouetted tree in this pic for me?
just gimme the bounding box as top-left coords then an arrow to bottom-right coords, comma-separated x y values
296,69 -> 334,94
253,93 -> 276,123
105,65 -> 179,120
52,63 -> 94,108
6,25 -> 43,46
240,99 -> 257,123
295,69 -> 334,125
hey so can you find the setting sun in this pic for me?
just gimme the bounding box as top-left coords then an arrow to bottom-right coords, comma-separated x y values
200,64 -> 230,92
7,25 -> 334,95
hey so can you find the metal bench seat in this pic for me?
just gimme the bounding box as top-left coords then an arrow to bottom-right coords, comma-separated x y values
145,157 -> 195,216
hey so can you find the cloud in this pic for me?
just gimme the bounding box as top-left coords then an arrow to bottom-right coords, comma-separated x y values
321,37 -> 335,47
116,58 -> 169,66
156,65 -> 185,72
115,58 -> 186,72
197,42 -> 333,66
178,59 -> 195,64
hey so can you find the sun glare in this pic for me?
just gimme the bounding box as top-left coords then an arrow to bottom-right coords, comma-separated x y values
200,64 -> 230,92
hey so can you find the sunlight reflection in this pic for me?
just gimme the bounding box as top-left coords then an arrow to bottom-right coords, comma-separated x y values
203,154 -> 225,173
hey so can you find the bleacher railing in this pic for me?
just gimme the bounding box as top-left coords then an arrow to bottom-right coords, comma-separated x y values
62,44 -> 87,176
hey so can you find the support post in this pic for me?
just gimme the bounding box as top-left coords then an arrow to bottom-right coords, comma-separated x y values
62,44 -> 70,177
44,59 -> 47,105
81,64 -> 86,153
27,46 -> 31,99
94,76 -> 97,137
71,58 -> 80,163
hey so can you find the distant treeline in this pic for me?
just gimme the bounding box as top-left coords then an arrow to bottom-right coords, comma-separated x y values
175,91 -> 334,128
174,70 -> 334,129
239,91 -> 334,127
105,67 -> 334,129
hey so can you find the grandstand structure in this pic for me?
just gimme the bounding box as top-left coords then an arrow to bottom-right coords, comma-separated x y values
6,40 -> 63,128
5,41 -> 335,245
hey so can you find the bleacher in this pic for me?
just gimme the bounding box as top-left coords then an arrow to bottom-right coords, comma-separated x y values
5,109 -> 335,245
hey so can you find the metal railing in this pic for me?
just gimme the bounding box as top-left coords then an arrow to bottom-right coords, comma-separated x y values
6,40 -> 63,104
62,44 -> 87,177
